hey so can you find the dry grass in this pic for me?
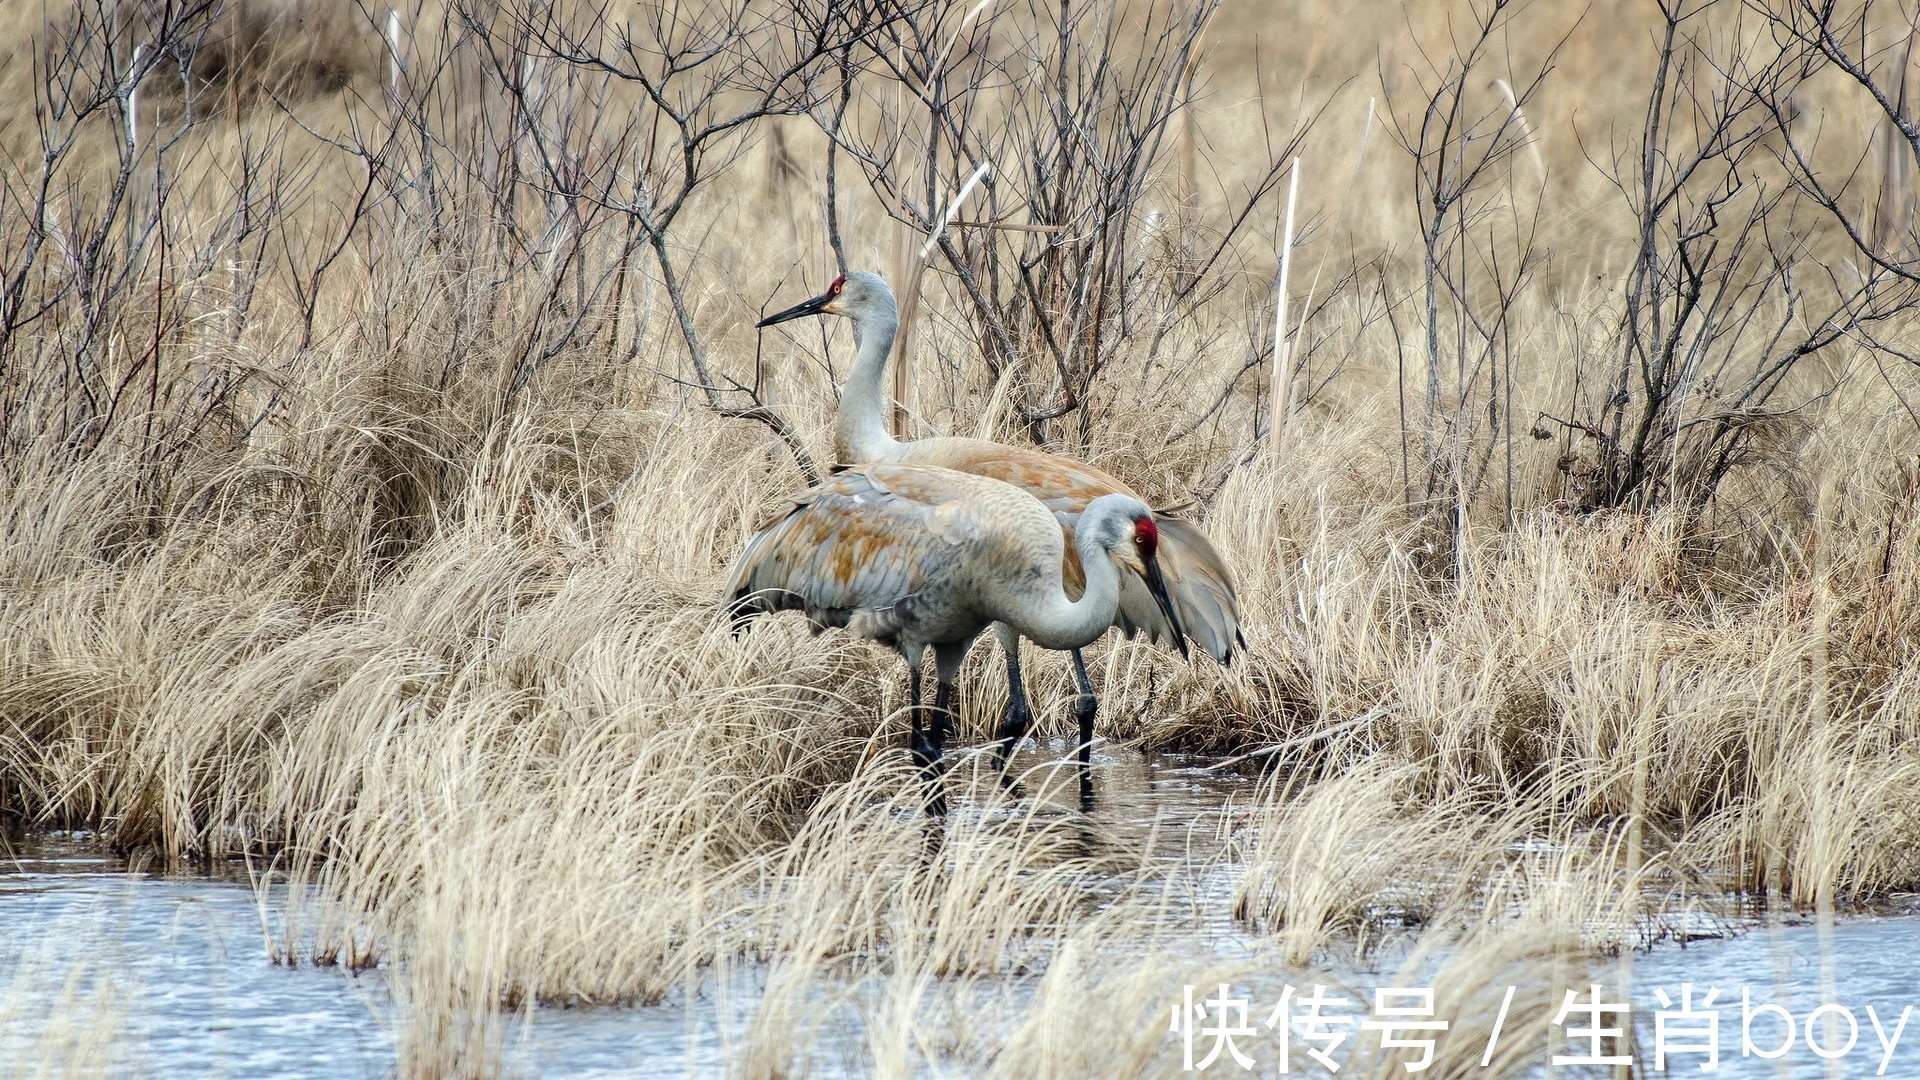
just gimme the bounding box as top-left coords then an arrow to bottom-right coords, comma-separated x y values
5,0 -> 1920,1075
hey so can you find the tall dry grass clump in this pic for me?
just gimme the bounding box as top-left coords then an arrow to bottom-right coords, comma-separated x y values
7,0 -> 1920,1075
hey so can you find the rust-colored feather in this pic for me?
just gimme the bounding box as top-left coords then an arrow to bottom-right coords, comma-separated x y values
723,464 -> 1002,644
886,436 -> 1243,662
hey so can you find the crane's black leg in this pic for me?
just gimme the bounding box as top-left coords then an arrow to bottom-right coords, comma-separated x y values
905,648 -> 947,817
990,624 -> 1032,784
1070,648 -> 1098,811
919,642 -> 974,818
923,676 -> 952,817
905,646 -> 936,774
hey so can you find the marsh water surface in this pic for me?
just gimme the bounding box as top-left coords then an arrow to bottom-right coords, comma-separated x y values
5,748 -> 1918,1078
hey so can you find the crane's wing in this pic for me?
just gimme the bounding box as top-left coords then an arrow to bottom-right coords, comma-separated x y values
894,437 -> 1244,664
1112,517 -> 1244,663
721,466 -> 982,644
898,438 -> 1135,516
890,437 -> 1119,599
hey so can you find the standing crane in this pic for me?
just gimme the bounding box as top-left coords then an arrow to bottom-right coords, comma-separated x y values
755,271 -> 1243,792
723,463 -> 1178,814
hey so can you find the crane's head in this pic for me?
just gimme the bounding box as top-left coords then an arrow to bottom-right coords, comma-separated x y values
1085,495 -> 1187,656
756,271 -> 896,328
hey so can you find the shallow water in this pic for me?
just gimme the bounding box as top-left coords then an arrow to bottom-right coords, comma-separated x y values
0,746 -> 1250,1079
1627,916 -> 1920,1077
0,836 -> 759,1078
5,750 -> 1919,1078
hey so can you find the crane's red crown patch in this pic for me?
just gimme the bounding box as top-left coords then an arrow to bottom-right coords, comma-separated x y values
1134,516 -> 1159,559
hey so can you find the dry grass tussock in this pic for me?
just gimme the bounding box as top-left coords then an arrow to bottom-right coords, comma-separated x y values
6,0 -> 1920,1075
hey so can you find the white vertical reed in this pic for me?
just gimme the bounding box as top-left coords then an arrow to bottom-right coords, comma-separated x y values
1269,157 -> 1301,451
126,44 -> 145,153
388,10 -> 404,99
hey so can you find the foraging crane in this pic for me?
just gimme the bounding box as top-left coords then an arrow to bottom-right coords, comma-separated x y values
756,271 -> 1242,785
723,463 -> 1179,814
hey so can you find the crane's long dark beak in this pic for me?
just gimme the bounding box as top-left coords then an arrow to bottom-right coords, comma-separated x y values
1142,556 -> 1189,659
756,290 -> 834,327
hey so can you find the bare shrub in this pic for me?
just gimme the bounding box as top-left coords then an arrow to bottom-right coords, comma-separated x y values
824,0 -> 1313,448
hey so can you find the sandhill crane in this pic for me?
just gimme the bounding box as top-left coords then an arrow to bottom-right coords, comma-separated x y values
723,463 -> 1178,814
756,271 -> 1243,786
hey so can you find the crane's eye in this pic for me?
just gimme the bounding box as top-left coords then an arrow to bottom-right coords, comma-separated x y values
829,275 -> 846,296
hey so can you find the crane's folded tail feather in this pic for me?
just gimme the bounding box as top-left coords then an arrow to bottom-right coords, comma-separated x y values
723,525 -> 860,635
720,526 -> 810,631
1112,518 -> 1242,664
719,466 -> 950,648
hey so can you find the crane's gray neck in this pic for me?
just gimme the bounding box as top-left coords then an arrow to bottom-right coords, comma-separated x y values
1021,498 -> 1130,651
835,304 -> 902,465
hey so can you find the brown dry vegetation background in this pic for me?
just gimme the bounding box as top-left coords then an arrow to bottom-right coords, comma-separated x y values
6,0 -> 1920,1075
